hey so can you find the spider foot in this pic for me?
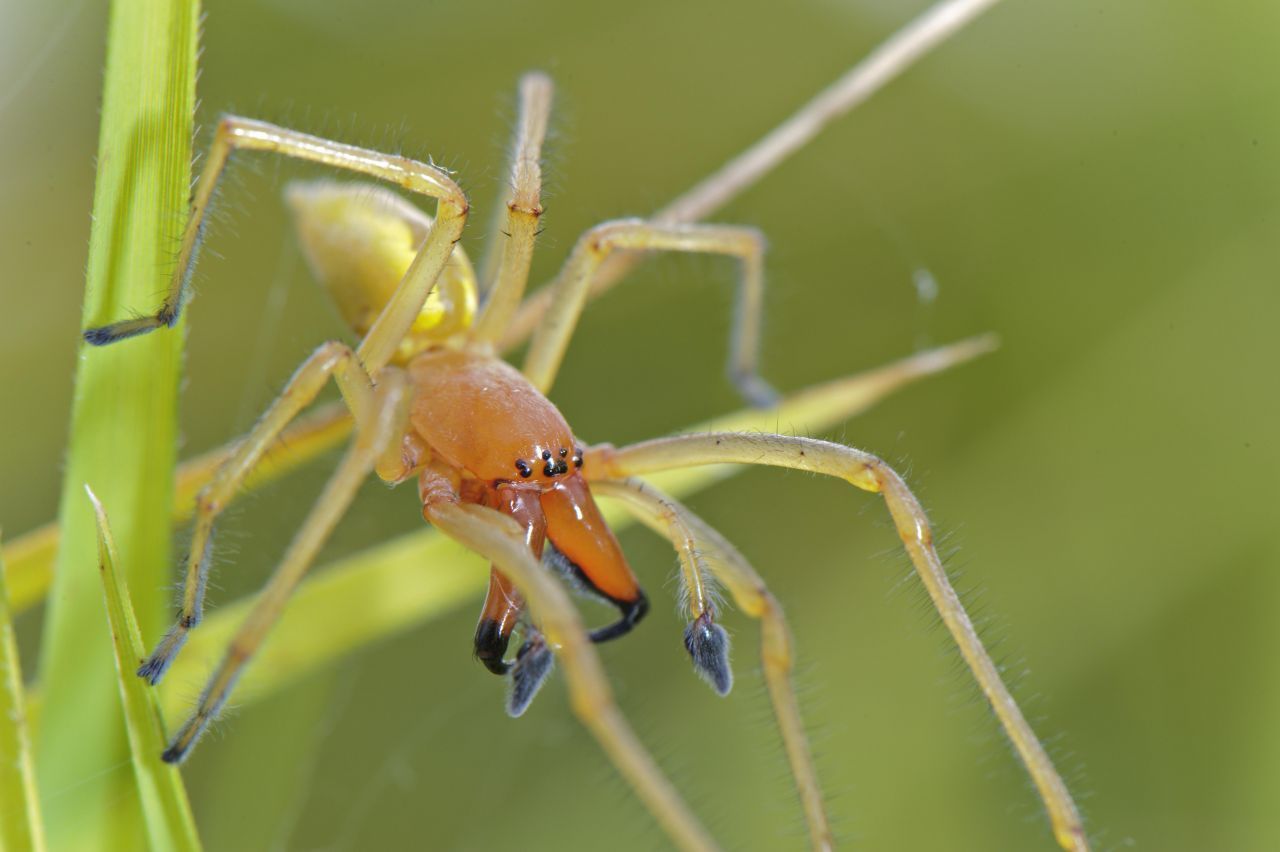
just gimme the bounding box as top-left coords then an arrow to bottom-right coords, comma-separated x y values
136,624 -> 189,685
684,611 -> 732,696
507,633 -> 554,717
82,314 -> 170,346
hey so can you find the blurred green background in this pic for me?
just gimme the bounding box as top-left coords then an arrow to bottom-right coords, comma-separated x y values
3,0 -> 1278,849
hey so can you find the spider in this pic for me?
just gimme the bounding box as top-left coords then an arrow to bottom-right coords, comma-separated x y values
81,13 -> 1087,852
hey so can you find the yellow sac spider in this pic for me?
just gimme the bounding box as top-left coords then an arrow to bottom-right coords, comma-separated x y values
80,3 -> 1086,850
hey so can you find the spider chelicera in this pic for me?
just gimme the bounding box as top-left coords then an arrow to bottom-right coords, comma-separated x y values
81,15 -> 1087,852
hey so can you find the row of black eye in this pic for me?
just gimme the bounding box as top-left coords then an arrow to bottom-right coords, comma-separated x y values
514,447 -> 583,478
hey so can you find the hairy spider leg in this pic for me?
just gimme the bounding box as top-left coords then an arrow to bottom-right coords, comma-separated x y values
500,0 -> 1005,353
137,341 -> 379,684
588,432 -> 1089,852
82,115 -> 469,375
595,477 -> 833,852
473,72 -> 553,343
79,117 -> 469,682
163,371 -> 409,763
419,467 -> 719,852
472,484 -> 544,676
522,220 -> 778,406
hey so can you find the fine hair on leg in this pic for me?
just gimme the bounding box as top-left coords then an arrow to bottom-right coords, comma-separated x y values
419,467 -> 720,852
472,72 -> 554,344
137,341 -> 379,685
83,115 -> 469,375
588,432 -> 1088,852
593,476 -> 834,852
163,370 -> 409,763
523,219 -> 778,405
500,0 -> 1007,351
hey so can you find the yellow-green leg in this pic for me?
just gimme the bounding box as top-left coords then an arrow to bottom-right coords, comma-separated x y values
594,476 -> 834,852
522,219 -> 777,405
589,432 -> 1089,852
472,72 -> 554,344
138,342 -> 380,684
82,115 -> 469,374
419,469 -> 720,852
163,370 -> 409,763
500,0 -> 1005,352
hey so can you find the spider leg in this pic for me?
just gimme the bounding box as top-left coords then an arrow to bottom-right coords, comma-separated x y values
82,115 -> 469,374
500,0 -> 1003,352
593,476 -> 833,852
473,484 -> 545,676
161,369 -> 409,764
419,468 -> 720,852
472,72 -> 553,344
137,342 -> 387,685
588,432 -> 1090,852
522,219 -> 778,406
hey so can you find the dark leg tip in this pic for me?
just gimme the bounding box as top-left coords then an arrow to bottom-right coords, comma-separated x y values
82,319 -> 160,346
684,613 -> 733,696
160,744 -> 186,764
136,653 -> 172,685
137,625 -> 188,685
82,325 -> 121,346
507,635 -> 555,717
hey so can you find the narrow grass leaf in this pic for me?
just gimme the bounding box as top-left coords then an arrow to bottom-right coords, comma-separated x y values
0,539 -> 47,852
87,489 -> 202,852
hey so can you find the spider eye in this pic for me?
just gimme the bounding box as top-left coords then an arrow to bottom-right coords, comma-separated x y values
541,450 -> 552,461
515,459 -> 532,478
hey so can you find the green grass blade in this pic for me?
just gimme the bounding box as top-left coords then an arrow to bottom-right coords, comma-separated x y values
0,539 -> 47,852
86,490 -> 202,852
35,0 -> 200,847
161,337 -> 993,719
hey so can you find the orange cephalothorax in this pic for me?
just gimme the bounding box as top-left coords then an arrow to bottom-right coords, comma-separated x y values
409,348 -> 579,483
